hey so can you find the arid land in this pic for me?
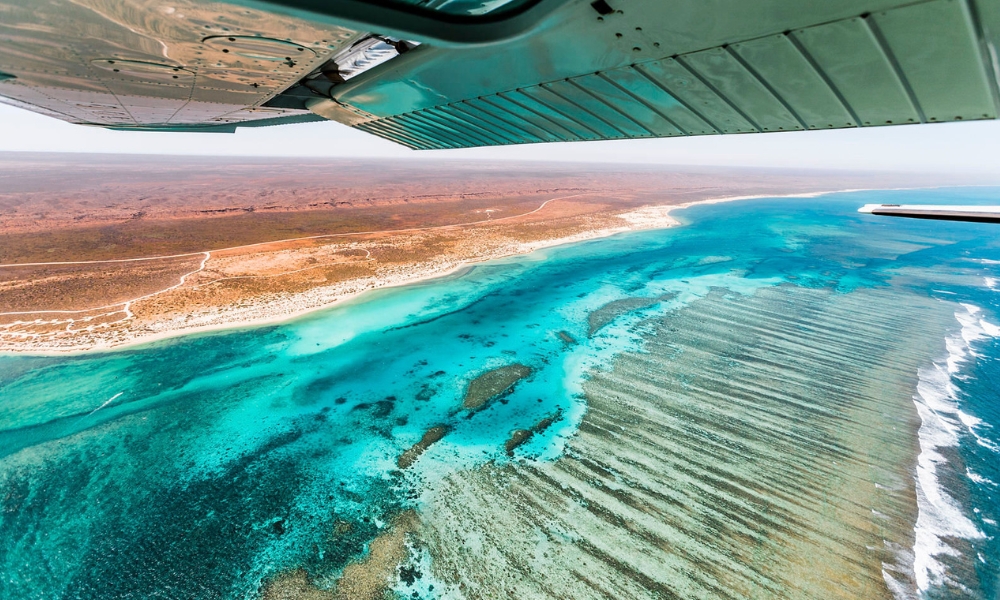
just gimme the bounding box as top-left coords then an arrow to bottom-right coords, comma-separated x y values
0,153 -> 977,353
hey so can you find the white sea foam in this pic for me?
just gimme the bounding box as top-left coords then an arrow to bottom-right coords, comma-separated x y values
910,304 -> 996,592
981,318 -> 1000,337
86,391 -> 123,417
956,411 -> 982,428
975,436 -> 1000,453
966,468 -> 997,487
984,276 -> 999,291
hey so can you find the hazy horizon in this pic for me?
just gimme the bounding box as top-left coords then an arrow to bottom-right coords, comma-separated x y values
3,102 -> 1000,176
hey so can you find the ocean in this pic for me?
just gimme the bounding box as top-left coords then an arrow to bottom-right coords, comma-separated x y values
1,188 -> 998,599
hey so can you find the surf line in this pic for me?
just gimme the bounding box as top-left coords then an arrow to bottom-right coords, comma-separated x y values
87,392 -> 123,417
909,303 -> 994,592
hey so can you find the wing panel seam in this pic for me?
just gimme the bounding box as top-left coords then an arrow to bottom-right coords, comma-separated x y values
448,102 -> 536,143
493,92 -> 575,141
429,106 -> 516,144
541,82 -> 628,137
673,55 -> 764,132
630,64 -> 724,134
465,98 -> 554,141
785,32 -> 863,127
725,45 -> 809,130
565,78 -> 656,136
863,14 -> 928,123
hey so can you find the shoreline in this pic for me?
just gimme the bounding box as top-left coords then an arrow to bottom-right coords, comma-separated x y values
1,225 -> 639,356
3,180 -> 993,599
0,186 -> 922,356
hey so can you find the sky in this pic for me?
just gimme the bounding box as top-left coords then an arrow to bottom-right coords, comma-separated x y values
2,102 -> 1000,175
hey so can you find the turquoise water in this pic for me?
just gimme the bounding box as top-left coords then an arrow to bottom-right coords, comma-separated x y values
2,188 -> 1000,598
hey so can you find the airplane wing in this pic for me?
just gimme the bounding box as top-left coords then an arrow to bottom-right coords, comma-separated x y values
859,204 -> 1000,222
0,0 -> 998,148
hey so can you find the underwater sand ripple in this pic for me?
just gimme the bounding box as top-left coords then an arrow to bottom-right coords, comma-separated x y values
418,286 -> 957,599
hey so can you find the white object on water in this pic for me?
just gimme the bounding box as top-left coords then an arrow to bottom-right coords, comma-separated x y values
88,392 -> 123,416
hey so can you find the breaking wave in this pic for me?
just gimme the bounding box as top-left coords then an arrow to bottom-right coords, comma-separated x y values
910,303 -> 996,592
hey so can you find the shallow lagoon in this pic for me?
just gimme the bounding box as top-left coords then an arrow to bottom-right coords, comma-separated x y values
2,189 -> 999,599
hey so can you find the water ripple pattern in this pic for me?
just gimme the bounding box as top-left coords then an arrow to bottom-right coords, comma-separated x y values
1,188 -> 999,599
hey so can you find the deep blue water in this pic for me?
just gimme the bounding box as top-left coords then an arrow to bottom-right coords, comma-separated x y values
1,188 -> 999,599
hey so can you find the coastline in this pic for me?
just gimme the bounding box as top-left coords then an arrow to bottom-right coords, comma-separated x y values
0,219 -> 645,356
4,180 -> 996,599
0,187 -> 897,355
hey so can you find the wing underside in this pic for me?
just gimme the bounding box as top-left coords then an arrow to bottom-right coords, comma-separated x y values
1,0 -> 998,147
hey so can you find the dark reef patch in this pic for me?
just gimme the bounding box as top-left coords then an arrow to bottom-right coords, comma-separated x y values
463,364 -> 533,410
504,410 -> 562,456
397,425 -> 449,469
587,293 -> 676,336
